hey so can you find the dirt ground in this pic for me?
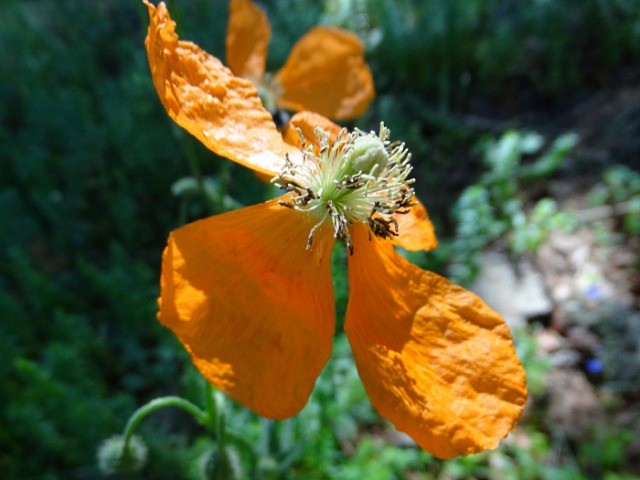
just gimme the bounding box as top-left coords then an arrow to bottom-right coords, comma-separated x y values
474,82 -> 640,472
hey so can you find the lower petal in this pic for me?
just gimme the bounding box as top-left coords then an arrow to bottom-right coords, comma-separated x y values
345,224 -> 527,458
159,198 -> 336,419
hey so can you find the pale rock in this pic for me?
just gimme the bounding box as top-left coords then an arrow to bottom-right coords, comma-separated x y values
471,250 -> 553,330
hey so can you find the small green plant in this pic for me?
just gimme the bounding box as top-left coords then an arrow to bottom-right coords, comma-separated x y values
449,130 -> 578,284
587,165 -> 640,235
579,428 -> 636,478
514,327 -> 553,397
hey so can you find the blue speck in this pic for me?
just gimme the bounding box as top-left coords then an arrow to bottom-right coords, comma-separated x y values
584,283 -> 603,300
585,357 -> 603,374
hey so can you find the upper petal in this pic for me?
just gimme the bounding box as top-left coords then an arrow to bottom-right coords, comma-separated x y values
283,111 -> 343,149
345,224 -> 527,458
390,196 -> 438,251
145,1 -> 298,176
226,0 -> 271,83
274,26 -> 374,120
159,197 -> 336,419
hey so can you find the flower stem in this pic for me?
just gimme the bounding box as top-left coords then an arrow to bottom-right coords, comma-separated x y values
178,130 -> 220,215
204,382 -> 217,432
122,396 -> 208,452
119,385 -> 242,479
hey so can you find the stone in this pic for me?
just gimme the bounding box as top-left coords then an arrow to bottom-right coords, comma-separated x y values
471,250 -> 554,330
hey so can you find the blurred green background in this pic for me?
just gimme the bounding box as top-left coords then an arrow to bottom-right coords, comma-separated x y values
2,0 -> 640,478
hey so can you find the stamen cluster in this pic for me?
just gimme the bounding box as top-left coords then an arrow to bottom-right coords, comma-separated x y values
273,124 -> 415,253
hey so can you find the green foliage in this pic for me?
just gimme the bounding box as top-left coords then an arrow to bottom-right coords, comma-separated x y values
588,165 -> 640,235
366,0 -> 640,107
510,198 -> 575,256
514,327 -> 553,397
322,0 -> 382,49
0,0 -> 205,477
449,130 -> 578,284
330,437 -> 426,480
580,428 -> 635,474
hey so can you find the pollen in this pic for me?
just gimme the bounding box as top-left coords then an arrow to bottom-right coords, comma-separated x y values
273,123 -> 415,253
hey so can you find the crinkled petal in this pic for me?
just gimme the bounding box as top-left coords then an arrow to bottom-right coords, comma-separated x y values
145,1 -> 298,176
159,197 -> 336,419
345,224 -> 527,458
391,196 -> 438,251
275,26 -> 374,120
283,111 -> 343,149
226,0 -> 271,83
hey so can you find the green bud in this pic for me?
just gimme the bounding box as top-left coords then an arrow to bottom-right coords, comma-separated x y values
171,176 -> 200,198
345,135 -> 388,175
257,455 -> 279,477
200,446 -> 243,480
97,435 -> 148,475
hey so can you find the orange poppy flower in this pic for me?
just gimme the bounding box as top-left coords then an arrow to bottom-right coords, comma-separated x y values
145,1 -> 527,459
227,0 -> 374,120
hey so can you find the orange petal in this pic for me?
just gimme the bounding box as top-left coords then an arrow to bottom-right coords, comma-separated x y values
226,0 -> 271,83
145,1 -> 298,176
283,111 -> 343,149
345,224 -> 527,458
275,27 -> 374,120
390,196 -> 438,251
159,197 -> 336,419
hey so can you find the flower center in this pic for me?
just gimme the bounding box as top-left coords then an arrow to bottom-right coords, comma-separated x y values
273,124 -> 415,253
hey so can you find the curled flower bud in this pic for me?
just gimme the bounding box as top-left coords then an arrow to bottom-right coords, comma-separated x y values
199,446 -> 243,480
97,435 -> 148,475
